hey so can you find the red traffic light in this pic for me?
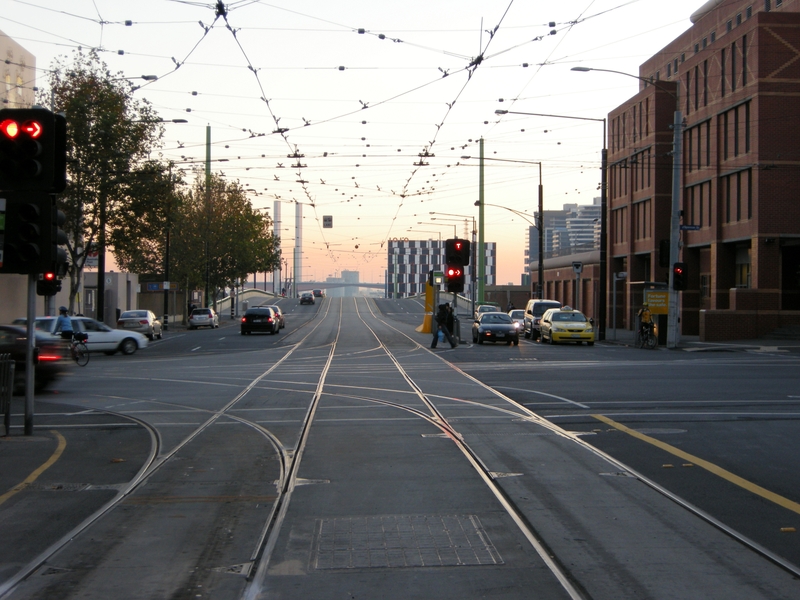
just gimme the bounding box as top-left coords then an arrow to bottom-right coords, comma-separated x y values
0,118 -> 43,139
43,272 -> 56,281
446,266 -> 462,278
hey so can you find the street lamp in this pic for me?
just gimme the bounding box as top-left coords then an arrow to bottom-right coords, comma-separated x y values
571,66 -> 681,348
494,108 -> 607,340
460,155 -> 545,301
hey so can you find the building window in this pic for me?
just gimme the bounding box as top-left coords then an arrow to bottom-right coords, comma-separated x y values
731,42 -> 737,92
711,32 -> 716,43
681,53 -> 685,63
727,20 -> 732,32
766,0 -> 771,11
667,63 -> 672,77
694,65 -> 700,110
721,48 -> 727,96
674,58 -> 679,73
736,13 -> 742,25
735,246 -> 751,288
777,0 -> 783,6
703,37 -> 707,49
703,60 -> 708,106
742,34 -> 747,85
700,274 -> 711,298
694,43 -> 700,53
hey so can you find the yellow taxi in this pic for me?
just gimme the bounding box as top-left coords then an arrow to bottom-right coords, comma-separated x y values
539,307 -> 595,346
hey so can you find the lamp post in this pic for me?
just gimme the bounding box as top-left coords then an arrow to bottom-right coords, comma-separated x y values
571,66 -> 681,348
495,109 -> 606,339
460,155 -> 545,301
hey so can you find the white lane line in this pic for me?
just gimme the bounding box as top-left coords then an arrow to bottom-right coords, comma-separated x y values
191,346 -> 201,352
495,386 -> 590,409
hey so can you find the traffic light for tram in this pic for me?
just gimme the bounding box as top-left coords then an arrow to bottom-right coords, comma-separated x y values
0,191 -> 67,275
36,271 -> 61,296
672,262 -> 687,291
444,238 -> 469,294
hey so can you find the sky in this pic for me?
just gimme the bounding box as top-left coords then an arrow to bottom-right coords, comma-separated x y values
2,0 -> 705,285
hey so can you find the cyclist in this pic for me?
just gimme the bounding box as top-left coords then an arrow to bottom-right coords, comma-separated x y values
637,301 -> 653,340
55,306 -> 74,340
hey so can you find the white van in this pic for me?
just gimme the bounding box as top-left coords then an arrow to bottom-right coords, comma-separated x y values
523,299 -> 562,340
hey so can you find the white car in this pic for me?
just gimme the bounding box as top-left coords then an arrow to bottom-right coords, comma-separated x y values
14,316 -> 149,355
188,308 -> 219,329
508,309 -> 525,332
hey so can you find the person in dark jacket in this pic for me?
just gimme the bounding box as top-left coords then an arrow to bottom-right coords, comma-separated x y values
431,303 -> 457,349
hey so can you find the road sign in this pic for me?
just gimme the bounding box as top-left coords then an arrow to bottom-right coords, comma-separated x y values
572,261 -> 583,274
323,215 -> 333,228
680,224 -> 700,231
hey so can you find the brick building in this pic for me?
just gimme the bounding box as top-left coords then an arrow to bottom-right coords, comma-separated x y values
608,0 -> 800,340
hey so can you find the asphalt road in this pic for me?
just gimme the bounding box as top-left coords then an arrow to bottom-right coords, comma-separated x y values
2,295 -> 798,599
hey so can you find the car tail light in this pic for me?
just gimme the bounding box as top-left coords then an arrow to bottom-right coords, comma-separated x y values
241,317 -> 246,323
139,320 -> 148,325
116,321 -> 123,326
37,352 -> 62,362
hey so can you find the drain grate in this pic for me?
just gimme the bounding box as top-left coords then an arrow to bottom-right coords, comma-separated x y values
313,514 -> 502,570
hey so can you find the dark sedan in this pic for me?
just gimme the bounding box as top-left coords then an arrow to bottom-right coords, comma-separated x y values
0,325 -> 69,394
240,307 -> 280,335
472,312 -> 520,346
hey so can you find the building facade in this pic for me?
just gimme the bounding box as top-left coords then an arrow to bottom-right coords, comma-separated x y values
608,0 -> 800,339
386,238 -> 496,298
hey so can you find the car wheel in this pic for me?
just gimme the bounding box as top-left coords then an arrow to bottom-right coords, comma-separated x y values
147,333 -> 154,341
478,338 -> 483,345
241,331 -> 246,335
549,335 -> 555,345
588,341 -> 594,346
577,341 -> 583,345
275,327 -> 280,335
104,351 -> 116,356
513,338 -> 519,346
506,341 -> 512,346
524,328 -> 531,339
119,338 -> 138,355
189,326 -> 195,330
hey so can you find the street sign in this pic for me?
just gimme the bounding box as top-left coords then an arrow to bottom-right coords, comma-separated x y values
680,224 -> 700,231
323,215 -> 333,228
572,261 -> 583,274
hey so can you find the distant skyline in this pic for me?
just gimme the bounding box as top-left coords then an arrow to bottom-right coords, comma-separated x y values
2,0 -> 704,284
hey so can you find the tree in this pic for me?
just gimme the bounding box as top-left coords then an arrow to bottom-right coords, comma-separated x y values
169,173 -> 280,306
39,49 -> 164,313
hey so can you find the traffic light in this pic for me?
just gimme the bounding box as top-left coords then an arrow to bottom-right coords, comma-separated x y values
672,262 -> 687,291
36,271 -> 61,296
0,191 -> 52,274
0,108 -> 57,192
50,201 -> 68,275
444,238 -> 469,294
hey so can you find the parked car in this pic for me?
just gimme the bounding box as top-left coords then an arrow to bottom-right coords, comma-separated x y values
0,325 -> 68,393
188,307 -> 219,329
12,316 -> 149,355
262,305 -> 285,329
472,312 -> 520,346
300,292 -> 315,305
117,310 -> 163,340
539,307 -> 595,345
474,303 -> 501,320
522,299 -> 562,340
508,309 -> 525,332
241,307 -> 280,335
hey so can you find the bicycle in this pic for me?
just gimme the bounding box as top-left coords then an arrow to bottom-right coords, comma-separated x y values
70,332 -> 90,366
635,324 -> 658,349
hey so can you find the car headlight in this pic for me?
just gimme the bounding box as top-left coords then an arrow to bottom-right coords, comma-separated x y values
514,322 -> 520,329
553,326 -> 567,332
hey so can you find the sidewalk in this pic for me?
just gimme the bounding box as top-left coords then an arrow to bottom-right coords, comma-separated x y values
603,327 -> 800,352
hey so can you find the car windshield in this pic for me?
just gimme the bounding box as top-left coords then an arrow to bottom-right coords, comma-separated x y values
553,312 -> 587,322
482,314 -> 512,324
121,311 -> 148,318
509,310 -> 524,319
534,303 -> 561,316
193,309 -> 211,316
246,309 -> 271,316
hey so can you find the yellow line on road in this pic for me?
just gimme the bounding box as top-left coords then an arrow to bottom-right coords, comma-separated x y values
592,414 -> 800,516
0,431 -> 67,506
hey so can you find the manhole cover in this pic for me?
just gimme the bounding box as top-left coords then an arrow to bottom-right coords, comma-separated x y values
313,514 -> 502,570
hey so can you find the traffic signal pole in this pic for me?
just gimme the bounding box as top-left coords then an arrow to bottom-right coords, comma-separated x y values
24,273 -> 35,435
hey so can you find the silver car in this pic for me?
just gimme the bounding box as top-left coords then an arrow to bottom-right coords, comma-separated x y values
117,310 -> 163,340
188,307 -> 219,329
262,305 -> 285,329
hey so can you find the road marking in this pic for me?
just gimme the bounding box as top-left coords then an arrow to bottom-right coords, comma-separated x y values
0,431 -> 66,506
191,346 -> 201,352
593,414 -> 800,516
